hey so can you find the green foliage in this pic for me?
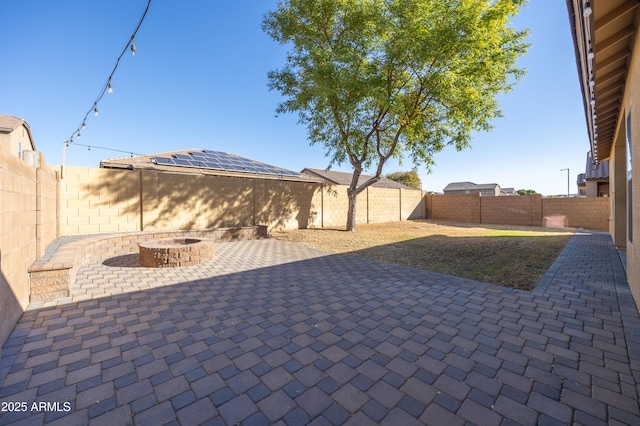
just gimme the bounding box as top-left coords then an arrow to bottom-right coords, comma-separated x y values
517,189 -> 538,195
386,170 -> 422,190
263,0 -> 529,229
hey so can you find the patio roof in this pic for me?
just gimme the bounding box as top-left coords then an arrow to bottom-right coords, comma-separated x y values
566,0 -> 640,162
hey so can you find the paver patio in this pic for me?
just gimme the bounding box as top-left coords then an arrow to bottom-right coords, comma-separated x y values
0,231 -> 639,425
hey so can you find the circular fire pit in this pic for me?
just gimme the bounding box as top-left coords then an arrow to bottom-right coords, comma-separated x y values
139,238 -> 215,268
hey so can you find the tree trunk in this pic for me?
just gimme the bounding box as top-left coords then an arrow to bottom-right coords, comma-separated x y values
346,187 -> 357,231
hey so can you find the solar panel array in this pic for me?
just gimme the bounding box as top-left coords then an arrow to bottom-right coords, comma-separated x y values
151,150 -> 300,177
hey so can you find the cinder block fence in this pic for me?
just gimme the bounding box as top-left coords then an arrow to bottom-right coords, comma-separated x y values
426,193 -> 609,231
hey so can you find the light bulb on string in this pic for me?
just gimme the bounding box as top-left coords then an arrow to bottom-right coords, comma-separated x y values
82,121 -> 86,129
61,0 -> 151,176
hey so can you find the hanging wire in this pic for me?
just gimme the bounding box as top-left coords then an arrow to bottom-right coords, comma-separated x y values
72,142 -> 141,157
66,0 -> 152,148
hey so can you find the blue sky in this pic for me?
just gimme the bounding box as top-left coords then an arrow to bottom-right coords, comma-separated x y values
1,1 -> 587,195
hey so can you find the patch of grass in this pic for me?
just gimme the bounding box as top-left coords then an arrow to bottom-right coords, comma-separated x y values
271,220 -> 574,291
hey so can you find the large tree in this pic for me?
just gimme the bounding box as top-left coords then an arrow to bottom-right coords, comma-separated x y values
263,0 -> 528,230
386,170 -> 422,190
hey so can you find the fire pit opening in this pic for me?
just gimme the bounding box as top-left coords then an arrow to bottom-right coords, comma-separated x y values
139,237 -> 215,267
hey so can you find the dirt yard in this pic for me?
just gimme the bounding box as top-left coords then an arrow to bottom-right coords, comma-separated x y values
271,220 -> 574,291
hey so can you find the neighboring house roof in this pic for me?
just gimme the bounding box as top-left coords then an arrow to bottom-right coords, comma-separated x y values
100,149 -> 320,182
577,173 -> 586,186
500,187 -> 517,196
578,152 -> 609,186
584,152 -> 609,180
0,114 -> 36,150
301,168 -> 413,190
443,182 -> 500,192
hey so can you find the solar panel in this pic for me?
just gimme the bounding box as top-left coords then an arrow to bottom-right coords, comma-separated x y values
151,150 -> 300,177
153,157 -> 175,165
204,162 -> 224,170
172,154 -> 193,160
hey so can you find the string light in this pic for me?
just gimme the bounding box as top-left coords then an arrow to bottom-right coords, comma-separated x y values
63,0 -> 151,164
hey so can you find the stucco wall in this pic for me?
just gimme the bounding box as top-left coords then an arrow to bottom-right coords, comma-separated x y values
619,30 -> 640,309
0,122 -> 32,158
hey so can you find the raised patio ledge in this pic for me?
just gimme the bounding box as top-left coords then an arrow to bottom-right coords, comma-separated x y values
28,225 -> 267,303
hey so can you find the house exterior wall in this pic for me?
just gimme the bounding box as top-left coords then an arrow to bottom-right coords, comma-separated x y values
444,186 -> 500,196
0,122 -> 32,158
617,30 -> 640,308
584,180 -> 609,197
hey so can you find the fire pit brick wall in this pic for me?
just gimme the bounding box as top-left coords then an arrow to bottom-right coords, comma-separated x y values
139,238 -> 215,268
28,226 -> 266,302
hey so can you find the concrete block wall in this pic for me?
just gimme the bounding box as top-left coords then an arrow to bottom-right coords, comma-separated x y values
319,185 -> 424,228
402,189 -> 426,220
57,167 -> 425,234
154,172 -> 254,230
255,180 -> 323,230
481,195 -> 543,227
36,163 -> 58,258
426,193 -> 609,231
58,166 -> 140,235
542,197 -> 609,231
318,185 -> 365,229
367,187 -> 401,223
428,193 -> 481,223
0,150 -> 38,355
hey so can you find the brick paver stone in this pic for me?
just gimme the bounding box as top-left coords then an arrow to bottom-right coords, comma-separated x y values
0,234 -> 638,425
